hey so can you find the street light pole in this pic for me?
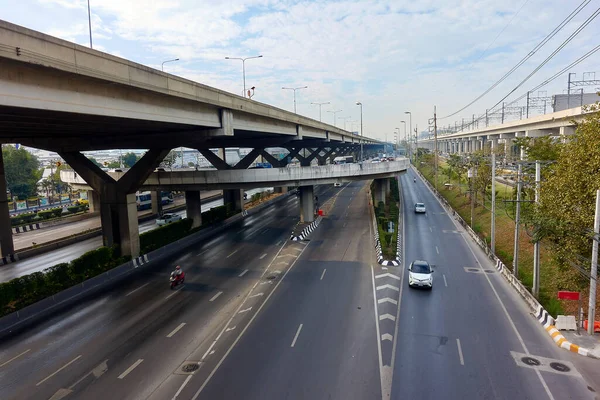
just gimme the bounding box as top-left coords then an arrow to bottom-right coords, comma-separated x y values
404,111 -> 412,162
327,109 -> 343,126
311,102 -> 330,121
356,102 -> 363,162
225,55 -> 263,97
401,121 -> 406,156
87,0 -> 93,49
282,86 -> 308,113
161,58 -> 180,72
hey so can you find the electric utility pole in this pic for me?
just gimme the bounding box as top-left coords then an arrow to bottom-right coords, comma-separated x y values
434,107 -> 438,191
533,160 -> 541,298
513,163 -> 522,278
588,189 -> 600,335
491,152 -> 496,253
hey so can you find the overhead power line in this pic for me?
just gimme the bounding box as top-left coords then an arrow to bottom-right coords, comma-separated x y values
441,0 -> 591,120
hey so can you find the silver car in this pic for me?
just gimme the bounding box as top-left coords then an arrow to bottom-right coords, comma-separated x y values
408,260 -> 433,289
414,202 -> 426,213
156,213 -> 182,226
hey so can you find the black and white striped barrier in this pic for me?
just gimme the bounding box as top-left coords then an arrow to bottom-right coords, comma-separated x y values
372,210 -> 401,267
242,210 -> 249,217
0,254 -> 18,266
12,223 -> 41,234
290,217 -> 322,241
132,254 -> 149,268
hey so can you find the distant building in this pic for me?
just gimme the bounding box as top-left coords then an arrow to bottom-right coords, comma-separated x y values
552,92 -> 600,112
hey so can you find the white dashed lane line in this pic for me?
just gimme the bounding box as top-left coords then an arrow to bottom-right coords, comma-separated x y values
0,349 -> 31,368
238,269 -> 249,277
259,253 -> 267,260
118,359 -> 143,380
443,274 -> 448,287
320,269 -> 327,280
165,288 -> 184,300
36,355 -> 82,386
166,323 -> 186,338
125,282 -> 149,297
436,246 -> 439,254
209,291 -> 223,302
291,324 -> 303,348
226,250 -> 238,258
456,339 -> 464,365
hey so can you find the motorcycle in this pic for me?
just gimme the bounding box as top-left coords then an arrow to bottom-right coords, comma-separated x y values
170,271 -> 185,289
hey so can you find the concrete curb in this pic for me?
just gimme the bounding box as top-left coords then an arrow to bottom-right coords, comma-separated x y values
290,216 -> 322,241
414,165 -> 598,359
0,254 -> 18,266
12,223 -> 41,234
369,179 -> 402,267
0,191 -> 293,339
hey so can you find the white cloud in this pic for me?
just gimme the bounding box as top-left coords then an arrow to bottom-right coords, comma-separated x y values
1,0 -> 598,141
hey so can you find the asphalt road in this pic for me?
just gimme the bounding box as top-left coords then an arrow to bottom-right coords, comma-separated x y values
1,175 -> 598,400
0,188 -> 271,283
0,184 -> 336,400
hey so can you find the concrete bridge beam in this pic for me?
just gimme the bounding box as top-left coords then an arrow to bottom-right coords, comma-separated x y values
185,190 -> 202,228
299,185 -> 315,223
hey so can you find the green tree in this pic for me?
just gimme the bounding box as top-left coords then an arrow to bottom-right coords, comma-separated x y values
447,154 -> 468,192
122,152 -> 139,168
106,161 -> 121,168
160,150 -> 178,169
87,157 -> 103,168
530,105 -> 600,282
2,145 -> 41,199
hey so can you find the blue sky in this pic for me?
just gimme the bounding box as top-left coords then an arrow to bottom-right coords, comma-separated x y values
1,0 -> 599,141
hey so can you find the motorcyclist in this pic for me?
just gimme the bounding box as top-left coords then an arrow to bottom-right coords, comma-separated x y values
171,265 -> 183,280
414,178 -> 416,183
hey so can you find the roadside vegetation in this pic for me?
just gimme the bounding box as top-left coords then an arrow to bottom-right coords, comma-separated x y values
370,178 -> 400,260
416,104 -> 600,317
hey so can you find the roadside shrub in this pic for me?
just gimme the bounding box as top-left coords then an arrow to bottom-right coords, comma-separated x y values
38,209 -> 55,220
70,247 -> 112,280
140,218 -> 194,254
51,208 -> 63,218
67,205 -> 82,214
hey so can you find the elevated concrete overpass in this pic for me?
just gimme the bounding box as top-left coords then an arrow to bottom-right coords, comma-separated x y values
419,106 -> 589,158
0,19 -> 385,259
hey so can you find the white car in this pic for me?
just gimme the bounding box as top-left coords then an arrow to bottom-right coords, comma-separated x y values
408,260 -> 433,289
156,213 -> 182,226
334,182 -> 342,187
414,202 -> 426,213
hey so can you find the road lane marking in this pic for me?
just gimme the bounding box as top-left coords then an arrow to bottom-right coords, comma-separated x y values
225,326 -> 236,332
165,288 -> 184,300
443,274 -> 448,287
118,359 -> 143,379
375,273 -> 400,280
381,333 -> 393,341
343,222 -> 347,227
430,227 -> 432,232
436,246 -> 439,254
249,293 -> 264,298
376,284 -> 399,292
202,342 -> 217,361
196,249 -> 210,257
0,348 -> 31,368
125,282 -> 149,297
456,339 -> 464,365
276,240 -> 282,246
36,355 -> 82,386
320,269 -> 326,280
226,249 -> 238,258
238,307 -> 252,314
238,269 -> 249,277
259,253 -> 267,259
378,297 -> 398,305
422,167 -> 555,400
167,323 -> 187,338
209,291 -> 223,302
291,324 -> 303,347
379,314 -> 396,321
173,375 -> 193,399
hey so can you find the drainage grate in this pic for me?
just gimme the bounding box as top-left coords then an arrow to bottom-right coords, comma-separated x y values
549,362 -> 570,373
182,363 -> 200,373
266,275 -> 277,280
467,268 -> 480,273
521,357 -> 541,366
484,270 -> 496,273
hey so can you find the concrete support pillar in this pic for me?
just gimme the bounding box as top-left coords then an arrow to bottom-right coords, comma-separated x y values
88,190 -> 101,213
274,187 -> 288,194
374,178 -> 387,205
299,185 -> 315,223
185,190 -> 202,228
151,190 -> 163,216
60,148 -> 169,257
0,149 -> 14,257
223,189 -> 244,212
385,178 -> 391,198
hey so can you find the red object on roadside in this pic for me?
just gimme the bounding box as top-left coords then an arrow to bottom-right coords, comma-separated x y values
318,209 -> 324,216
583,320 -> 600,333
557,291 -> 580,300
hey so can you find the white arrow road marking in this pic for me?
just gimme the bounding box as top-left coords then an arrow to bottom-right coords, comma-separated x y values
379,314 -> 396,321
381,333 -> 393,342
238,307 -> 252,314
249,293 -> 264,298
225,326 -> 236,332
259,281 -> 273,285
277,254 -> 296,259
376,284 -> 399,292
377,298 -> 398,305
375,273 -> 400,280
